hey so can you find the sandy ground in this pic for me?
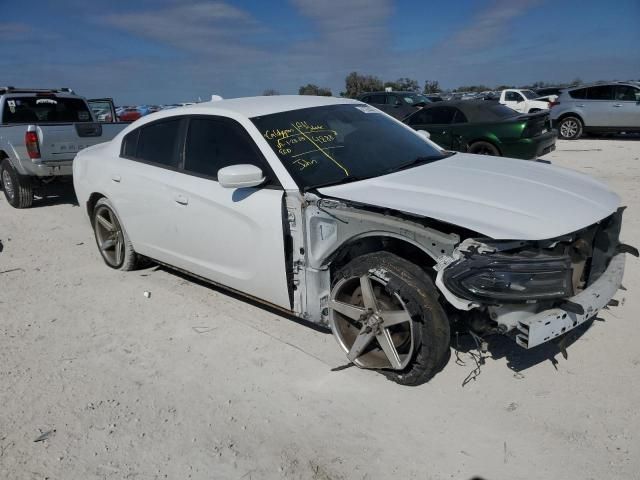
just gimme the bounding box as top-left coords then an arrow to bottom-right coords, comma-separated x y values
1,138 -> 639,480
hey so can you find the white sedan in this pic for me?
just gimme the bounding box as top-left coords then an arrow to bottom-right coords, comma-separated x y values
73,95 -> 632,385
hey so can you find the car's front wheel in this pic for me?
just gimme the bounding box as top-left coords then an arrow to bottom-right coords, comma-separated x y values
92,197 -> 139,270
557,116 -> 583,139
329,252 -> 450,385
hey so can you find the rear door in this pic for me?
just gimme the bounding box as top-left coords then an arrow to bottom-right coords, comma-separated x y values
613,85 -> 640,128
165,115 -> 290,309
110,117 -> 187,266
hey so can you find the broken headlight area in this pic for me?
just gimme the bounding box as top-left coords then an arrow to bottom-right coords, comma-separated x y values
443,254 -> 574,304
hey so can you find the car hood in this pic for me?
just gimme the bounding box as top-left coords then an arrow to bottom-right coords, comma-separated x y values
317,153 -> 620,240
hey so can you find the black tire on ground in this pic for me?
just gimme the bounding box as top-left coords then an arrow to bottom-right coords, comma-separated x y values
92,197 -> 139,271
330,252 -> 451,386
557,115 -> 583,140
1,158 -> 33,208
468,141 -> 500,156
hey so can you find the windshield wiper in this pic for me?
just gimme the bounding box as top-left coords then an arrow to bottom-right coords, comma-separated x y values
385,152 -> 455,174
306,175 -> 367,191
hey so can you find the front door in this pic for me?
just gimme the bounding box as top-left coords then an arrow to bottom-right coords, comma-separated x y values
165,116 -> 291,309
406,106 -> 457,149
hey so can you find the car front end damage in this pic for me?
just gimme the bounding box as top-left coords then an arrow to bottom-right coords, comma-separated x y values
435,207 -> 637,348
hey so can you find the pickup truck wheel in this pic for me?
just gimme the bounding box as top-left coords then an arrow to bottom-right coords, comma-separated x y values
92,198 -> 138,270
468,141 -> 500,156
329,252 -> 450,386
558,116 -> 583,139
1,159 -> 33,208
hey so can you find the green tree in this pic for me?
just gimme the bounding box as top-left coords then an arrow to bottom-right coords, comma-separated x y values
344,72 -> 384,98
298,84 -> 332,96
423,80 -> 440,94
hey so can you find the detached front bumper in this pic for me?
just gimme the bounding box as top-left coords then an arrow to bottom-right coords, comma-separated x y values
515,253 -> 626,348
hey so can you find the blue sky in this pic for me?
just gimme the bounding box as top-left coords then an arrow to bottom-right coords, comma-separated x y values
0,0 -> 638,104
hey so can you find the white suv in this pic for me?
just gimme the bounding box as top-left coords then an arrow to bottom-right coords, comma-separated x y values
550,82 -> 640,139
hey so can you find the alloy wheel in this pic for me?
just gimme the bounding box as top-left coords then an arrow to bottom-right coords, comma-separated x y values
94,205 -> 125,267
329,274 -> 415,370
560,120 -> 579,138
2,169 -> 15,201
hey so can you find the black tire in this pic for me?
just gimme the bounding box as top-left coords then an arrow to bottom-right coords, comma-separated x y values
92,197 -> 139,271
557,115 -> 583,140
1,158 -> 33,208
330,252 -> 450,386
468,141 -> 500,156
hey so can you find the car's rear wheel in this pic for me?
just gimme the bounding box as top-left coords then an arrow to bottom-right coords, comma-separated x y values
92,197 -> 138,270
329,252 -> 450,385
468,141 -> 500,156
1,159 -> 33,208
558,116 -> 583,139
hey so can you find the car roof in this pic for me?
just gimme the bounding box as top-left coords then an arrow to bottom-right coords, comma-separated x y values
359,91 -> 423,97
417,99 -> 521,123
160,95 -> 361,119
565,81 -> 638,90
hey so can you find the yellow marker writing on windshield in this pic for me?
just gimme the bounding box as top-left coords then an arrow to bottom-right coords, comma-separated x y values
290,123 -> 349,177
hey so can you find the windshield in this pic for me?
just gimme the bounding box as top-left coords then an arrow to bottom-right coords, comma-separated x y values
251,104 -> 447,189
2,96 -> 92,123
521,90 -> 539,100
401,94 -> 430,105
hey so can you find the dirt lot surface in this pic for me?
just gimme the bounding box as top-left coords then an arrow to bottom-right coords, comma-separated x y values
1,138 -> 639,480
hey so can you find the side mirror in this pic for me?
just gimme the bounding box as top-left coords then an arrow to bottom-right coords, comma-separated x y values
218,164 -> 266,189
417,129 -> 431,140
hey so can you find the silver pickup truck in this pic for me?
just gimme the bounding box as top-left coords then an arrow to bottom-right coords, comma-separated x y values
0,87 -> 128,208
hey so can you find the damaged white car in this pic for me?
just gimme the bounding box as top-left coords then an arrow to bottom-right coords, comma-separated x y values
73,96 -> 636,385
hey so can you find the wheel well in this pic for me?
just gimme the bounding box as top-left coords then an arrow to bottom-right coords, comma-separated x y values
328,236 -> 436,281
86,192 -> 105,218
557,112 -> 584,125
0,150 -> 7,161
467,138 -> 502,156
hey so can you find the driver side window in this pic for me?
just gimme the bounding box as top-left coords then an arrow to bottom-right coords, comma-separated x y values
505,91 -> 523,102
183,117 -> 274,184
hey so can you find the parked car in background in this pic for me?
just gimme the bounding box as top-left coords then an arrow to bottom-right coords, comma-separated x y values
0,87 -> 127,208
117,107 -> 142,122
498,89 -> 550,113
550,82 -> 640,139
535,87 -> 564,98
404,100 -> 556,159
424,94 -> 443,102
74,95 -> 632,385
357,91 -> 431,119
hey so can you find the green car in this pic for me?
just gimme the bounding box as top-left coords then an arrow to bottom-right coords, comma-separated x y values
403,100 -> 556,160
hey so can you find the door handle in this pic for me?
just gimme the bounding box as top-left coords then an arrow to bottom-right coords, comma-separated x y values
174,194 -> 189,205
576,104 -> 585,107
111,175 -> 121,183
613,104 -> 623,107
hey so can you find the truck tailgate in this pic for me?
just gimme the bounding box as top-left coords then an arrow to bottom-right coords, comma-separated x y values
38,122 -> 126,161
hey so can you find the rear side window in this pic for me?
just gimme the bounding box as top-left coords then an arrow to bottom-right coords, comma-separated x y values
505,91 -> 523,102
184,117 -> 266,180
452,109 -> 468,123
121,130 -> 139,157
587,85 -> 614,100
569,88 -> 587,99
409,106 -> 457,125
2,96 -> 92,123
133,119 -> 182,167
369,94 -> 386,104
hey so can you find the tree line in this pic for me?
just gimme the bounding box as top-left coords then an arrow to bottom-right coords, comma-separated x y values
263,72 -> 636,98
